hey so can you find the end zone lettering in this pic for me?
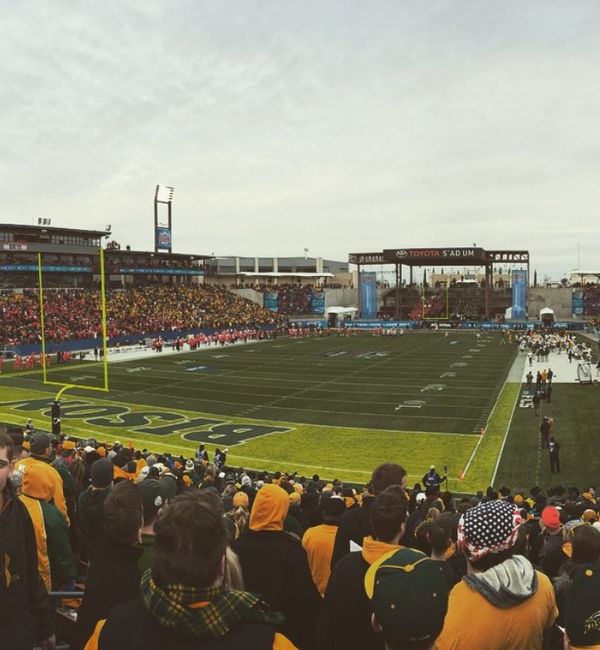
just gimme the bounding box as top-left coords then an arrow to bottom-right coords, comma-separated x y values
0,398 -> 292,447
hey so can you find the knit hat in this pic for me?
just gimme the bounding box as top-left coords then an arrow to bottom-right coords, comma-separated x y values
91,458 -> 114,489
364,547 -> 449,647
541,506 -> 561,531
233,491 -> 249,508
458,500 -> 522,563
241,474 -> 252,487
139,478 -> 165,522
185,459 -> 195,472
564,564 -> 600,647
30,433 -> 50,456
97,446 -> 106,457
62,439 -> 76,458
322,494 -> 346,517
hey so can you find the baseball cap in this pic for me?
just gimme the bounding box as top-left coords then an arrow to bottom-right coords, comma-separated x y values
139,478 -> 166,522
364,547 -> 449,647
564,564 -> 600,647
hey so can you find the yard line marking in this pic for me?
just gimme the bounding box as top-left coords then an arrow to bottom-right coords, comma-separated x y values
490,385 -> 521,486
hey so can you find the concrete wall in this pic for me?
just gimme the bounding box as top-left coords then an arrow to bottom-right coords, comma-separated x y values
232,288 -> 264,307
527,287 -> 573,320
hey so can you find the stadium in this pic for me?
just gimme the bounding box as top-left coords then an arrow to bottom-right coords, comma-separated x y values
4,5 -> 600,646
3,216 -> 600,648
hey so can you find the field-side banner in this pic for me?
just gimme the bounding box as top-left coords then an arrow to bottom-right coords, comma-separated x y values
511,270 -> 527,319
359,272 -> 377,319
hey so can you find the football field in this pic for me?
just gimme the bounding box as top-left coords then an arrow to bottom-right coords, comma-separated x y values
0,331 -> 524,491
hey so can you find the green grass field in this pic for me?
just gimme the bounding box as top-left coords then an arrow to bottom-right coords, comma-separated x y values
1,331 -> 597,492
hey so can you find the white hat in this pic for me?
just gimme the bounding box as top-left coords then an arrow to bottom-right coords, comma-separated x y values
416,492 -> 427,505
84,445 -> 95,453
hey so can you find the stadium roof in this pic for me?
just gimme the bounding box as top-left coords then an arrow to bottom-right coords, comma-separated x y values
239,272 -> 334,278
1,223 -> 110,237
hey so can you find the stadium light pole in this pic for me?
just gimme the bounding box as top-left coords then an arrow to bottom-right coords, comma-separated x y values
154,185 -> 175,253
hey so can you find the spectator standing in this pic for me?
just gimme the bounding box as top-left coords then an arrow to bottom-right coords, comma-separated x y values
436,500 -> 557,650
318,485 -> 408,650
78,458 -> 113,562
137,478 -> 167,574
71,481 -> 143,650
232,483 -> 321,649
0,430 -> 55,650
19,462 -> 75,592
364,547 -> 449,650
84,495 -> 294,650
15,432 -> 69,524
302,495 -> 345,597
533,391 -> 541,417
331,463 -> 407,570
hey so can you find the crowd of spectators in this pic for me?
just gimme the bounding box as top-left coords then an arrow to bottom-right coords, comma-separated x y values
3,423 -> 600,649
582,287 -> 600,317
0,286 -> 280,346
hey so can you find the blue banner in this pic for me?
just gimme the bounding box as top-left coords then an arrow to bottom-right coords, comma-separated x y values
511,270 -> 527,319
264,291 -> 279,312
359,272 -> 377,319
156,227 -> 172,251
117,268 -> 204,276
0,264 -> 91,273
310,292 -> 325,314
572,290 -> 584,316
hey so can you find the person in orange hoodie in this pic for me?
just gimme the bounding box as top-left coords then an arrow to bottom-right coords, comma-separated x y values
15,433 -> 69,525
232,483 -> 321,650
317,485 -> 408,650
302,495 -> 346,597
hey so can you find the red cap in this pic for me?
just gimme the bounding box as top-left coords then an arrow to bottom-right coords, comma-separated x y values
541,506 -> 561,530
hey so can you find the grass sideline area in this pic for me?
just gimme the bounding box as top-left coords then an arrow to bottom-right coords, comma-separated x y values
6,331 -> 596,492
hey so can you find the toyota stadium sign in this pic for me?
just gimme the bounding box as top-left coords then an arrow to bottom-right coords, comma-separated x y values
383,247 -> 487,264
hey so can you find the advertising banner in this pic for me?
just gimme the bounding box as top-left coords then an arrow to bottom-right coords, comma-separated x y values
511,270 -> 527,319
359,272 -> 377,319
572,290 -> 584,316
310,292 -> 325,314
0,264 -> 91,273
156,227 -> 172,251
264,292 -> 279,312
118,268 -> 205,276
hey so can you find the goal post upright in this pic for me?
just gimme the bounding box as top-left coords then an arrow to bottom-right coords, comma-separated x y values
37,247 -> 110,399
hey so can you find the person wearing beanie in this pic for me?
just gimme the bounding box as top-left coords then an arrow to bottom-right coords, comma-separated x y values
15,432 -> 69,524
539,505 -> 569,578
137,478 -> 167,574
302,494 -> 346,597
232,483 -> 321,649
436,500 -> 557,650
224,490 -> 251,541
70,481 -> 144,650
331,462 -> 407,571
319,485 -> 408,650
78,458 -> 113,562
19,460 -> 76,593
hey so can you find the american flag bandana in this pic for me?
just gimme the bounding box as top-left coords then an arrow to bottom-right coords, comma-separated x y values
457,500 -> 523,562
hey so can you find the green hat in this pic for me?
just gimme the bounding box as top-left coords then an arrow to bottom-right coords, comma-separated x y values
364,547 -> 449,647
565,564 -> 600,647
139,478 -> 166,523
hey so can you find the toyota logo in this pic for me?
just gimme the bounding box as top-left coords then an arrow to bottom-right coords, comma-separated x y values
395,250 -> 408,259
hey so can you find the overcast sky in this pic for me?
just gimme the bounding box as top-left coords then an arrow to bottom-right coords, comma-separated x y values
2,1 -> 599,279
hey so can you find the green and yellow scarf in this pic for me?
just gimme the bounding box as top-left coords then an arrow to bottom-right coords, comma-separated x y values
140,570 -> 283,639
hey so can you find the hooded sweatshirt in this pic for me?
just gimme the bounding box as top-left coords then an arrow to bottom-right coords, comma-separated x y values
19,461 -> 75,591
317,537 -> 401,650
233,484 -> 321,649
436,555 -> 558,650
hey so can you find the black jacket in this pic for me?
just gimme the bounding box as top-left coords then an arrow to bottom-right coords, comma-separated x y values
96,598 -> 277,650
318,551 -> 383,650
70,541 -> 142,650
0,481 -> 54,650
232,529 -> 321,650
330,496 -> 374,570
78,486 -> 111,561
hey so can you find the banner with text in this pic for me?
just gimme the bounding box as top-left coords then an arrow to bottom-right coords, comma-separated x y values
359,272 -> 377,319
